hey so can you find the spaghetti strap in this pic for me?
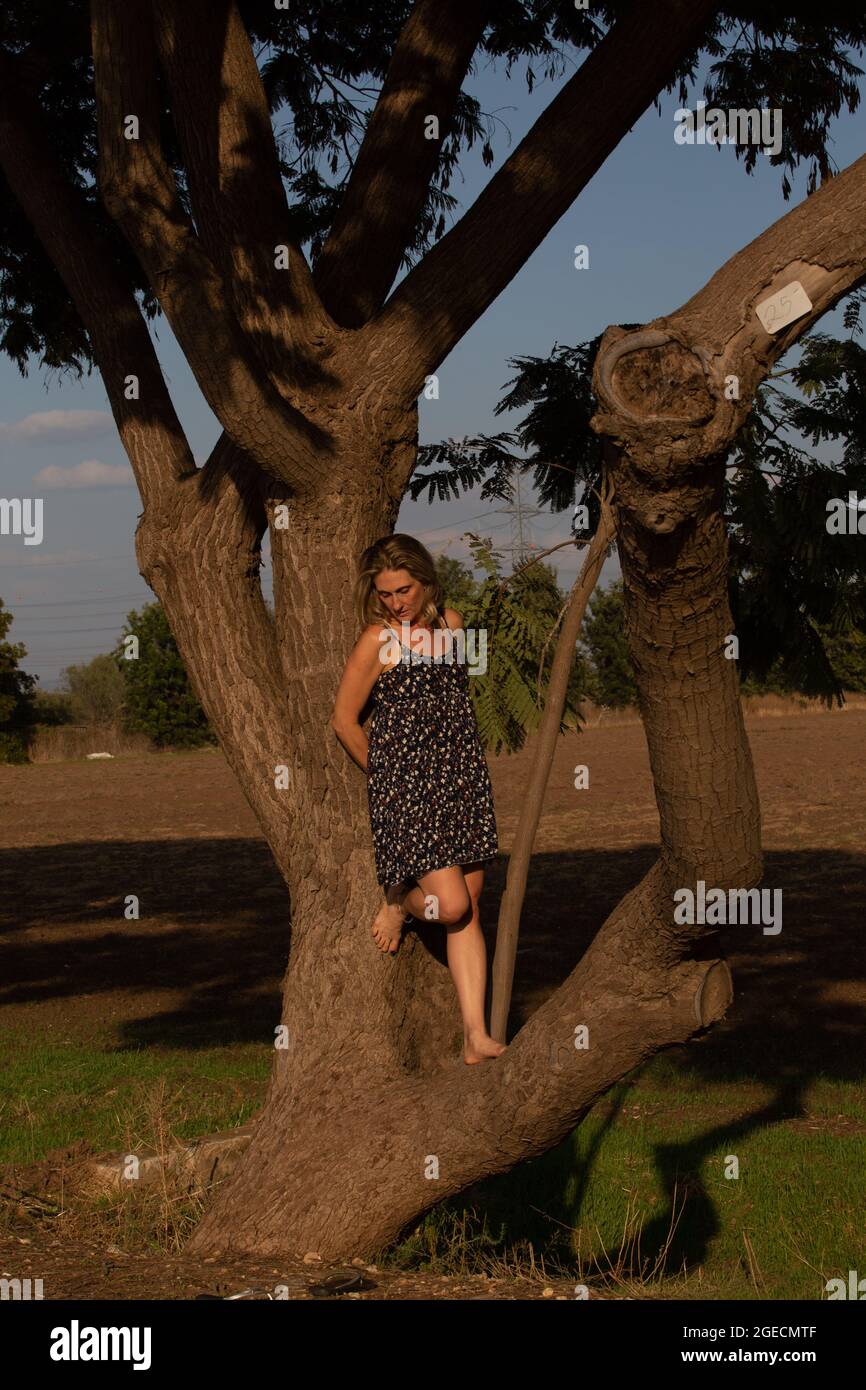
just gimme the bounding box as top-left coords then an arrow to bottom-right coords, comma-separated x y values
383,623 -> 409,651
384,615 -> 447,651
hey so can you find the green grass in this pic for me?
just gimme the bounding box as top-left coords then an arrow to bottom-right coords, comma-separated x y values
0,1029 -> 268,1165
387,1053 -> 866,1299
2,1030 -> 863,1298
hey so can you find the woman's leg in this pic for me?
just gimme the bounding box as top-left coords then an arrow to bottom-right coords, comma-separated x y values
443,865 -> 507,1064
371,879 -> 413,952
398,863 -> 506,1064
370,864 -> 467,953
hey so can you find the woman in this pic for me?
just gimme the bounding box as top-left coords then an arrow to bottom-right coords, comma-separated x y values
331,534 -> 506,1065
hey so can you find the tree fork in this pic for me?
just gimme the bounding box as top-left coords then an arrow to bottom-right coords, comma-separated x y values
184,917 -> 733,1259
185,333 -> 765,1262
183,417 -> 749,1256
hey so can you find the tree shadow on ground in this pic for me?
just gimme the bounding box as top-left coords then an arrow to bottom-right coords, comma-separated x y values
3,836 -> 864,1276
3,839 -> 864,1066
434,841 -> 866,1276
1,836 -> 288,1048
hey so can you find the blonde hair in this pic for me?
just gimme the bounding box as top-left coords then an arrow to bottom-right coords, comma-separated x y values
354,533 -> 446,632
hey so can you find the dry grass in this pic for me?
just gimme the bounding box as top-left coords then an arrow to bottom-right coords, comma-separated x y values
0,1079 -> 208,1256
740,691 -> 866,718
387,1182 -> 695,1299
28,724 -> 155,763
25,692 -> 866,762
580,690 -> 866,728
22,1177 -> 210,1261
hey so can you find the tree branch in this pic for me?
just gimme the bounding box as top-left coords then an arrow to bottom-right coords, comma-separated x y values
591,149 -> 866,484
313,0 -> 490,327
90,0 -> 330,493
187,855 -> 735,1258
582,151 -> 866,918
149,0 -> 335,388
0,47 -> 190,510
362,0 -> 720,402
135,436 -> 302,879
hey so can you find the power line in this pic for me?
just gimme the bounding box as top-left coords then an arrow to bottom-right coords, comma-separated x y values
21,636 -> 120,644
0,553 -> 133,567
419,517 -> 508,536
18,625 -> 124,635
419,513 -> 511,539
27,653 -> 115,662
24,644 -> 116,656
7,593 -> 148,608
28,654 -> 114,662
16,611 -> 135,623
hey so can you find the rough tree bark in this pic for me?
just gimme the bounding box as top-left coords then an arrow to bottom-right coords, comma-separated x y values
185,148 -> 866,1257
4,0 -> 865,1259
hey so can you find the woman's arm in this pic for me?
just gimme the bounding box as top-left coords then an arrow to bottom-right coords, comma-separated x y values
330,626 -> 391,773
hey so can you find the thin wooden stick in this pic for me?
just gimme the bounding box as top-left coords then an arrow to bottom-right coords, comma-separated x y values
489,485 -> 616,1042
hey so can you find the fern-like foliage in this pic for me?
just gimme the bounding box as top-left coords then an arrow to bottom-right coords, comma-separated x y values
419,310 -> 866,718
726,329 -> 866,705
438,535 -> 590,757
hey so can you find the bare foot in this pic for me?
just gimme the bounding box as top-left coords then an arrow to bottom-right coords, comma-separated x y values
463,1030 -> 508,1064
371,898 -> 407,954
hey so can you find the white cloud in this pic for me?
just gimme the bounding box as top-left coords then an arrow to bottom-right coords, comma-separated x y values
0,410 -> 114,442
33,458 -> 134,489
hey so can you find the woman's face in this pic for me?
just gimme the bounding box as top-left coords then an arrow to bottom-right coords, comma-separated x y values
374,569 -> 428,626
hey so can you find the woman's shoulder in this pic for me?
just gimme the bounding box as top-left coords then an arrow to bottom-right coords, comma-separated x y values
440,606 -> 464,630
360,621 -> 398,649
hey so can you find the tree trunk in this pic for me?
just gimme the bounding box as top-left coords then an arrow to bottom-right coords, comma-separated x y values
5,0 -> 863,1267
181,368 -> 757,1260
130,407 -> 492,1259
138,413 -> 464,1081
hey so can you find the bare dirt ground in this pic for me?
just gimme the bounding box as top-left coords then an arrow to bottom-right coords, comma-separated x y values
1,705 -> 864,1298
0,1228 -> 585,1300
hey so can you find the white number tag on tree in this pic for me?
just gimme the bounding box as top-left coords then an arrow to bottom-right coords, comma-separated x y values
755,280 -> 813,333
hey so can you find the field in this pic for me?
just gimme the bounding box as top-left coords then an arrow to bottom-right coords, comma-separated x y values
1,702 -> 864,1300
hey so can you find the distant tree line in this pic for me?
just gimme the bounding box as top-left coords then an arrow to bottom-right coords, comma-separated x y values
0,597 -> 217,761
2,568 -> 866,762
435,559 -> 866,713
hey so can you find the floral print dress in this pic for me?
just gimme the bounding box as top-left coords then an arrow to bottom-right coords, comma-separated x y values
365,619 -> 499,888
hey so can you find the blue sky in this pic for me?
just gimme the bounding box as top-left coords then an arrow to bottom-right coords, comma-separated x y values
1,44 -> 864,689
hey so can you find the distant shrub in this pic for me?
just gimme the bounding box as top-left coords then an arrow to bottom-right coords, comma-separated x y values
113,602 -> 216,749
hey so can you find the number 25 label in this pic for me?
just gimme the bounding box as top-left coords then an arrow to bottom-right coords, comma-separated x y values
755,280 -> 813,333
